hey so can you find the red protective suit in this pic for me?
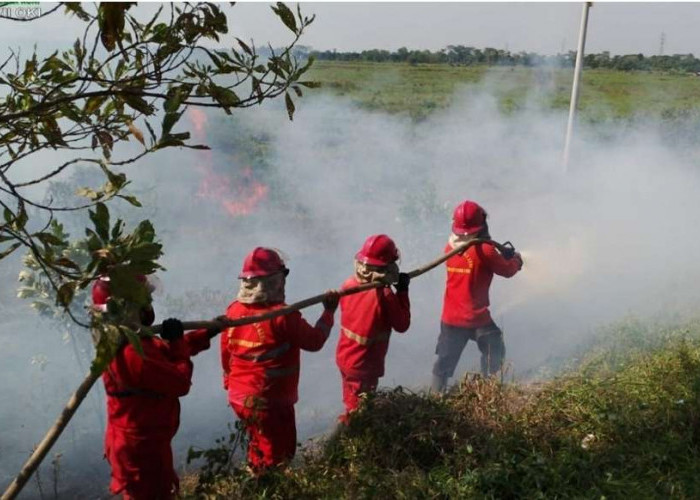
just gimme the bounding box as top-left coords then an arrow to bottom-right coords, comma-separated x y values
221,301 -> 334,469
103,329 -> 210,499
441,242 -> 522,328
335,277 -> 411,416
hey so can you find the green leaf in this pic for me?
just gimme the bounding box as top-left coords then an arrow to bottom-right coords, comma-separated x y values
133,220 -> 156,243
122,93 -> 154,115
164,84 -> 192,113
150,23 -> 169,44
35,232 -> 64,247
59,103 -> 82,123
0,243 -> 21,260
109,269 -> 149,305
169,132 -> 190,142
89,202 -> 110,241
13,208 -> 28,231
114,58 -> 126,79
210,85 -> 240,108
161,110 -> 184,137
90,325 -> 122,375
121,326 -> 145,357
99,161 -> 127,192
84,95 -> 107,115
56,282 -> 76,307
271,2 -> 297,33
95,131 -> 114,158
298,80 -> 322,89
155,136 -> 186,149
64,3 -> 91,22
41,117 -> 65,147
285,92 -> 295,121
54,257 -> 81,271
236,38 -> 253,56
117,195 -> 142,207
111,219 -> 125,240
144,121 -> 157,143
163,90 -> 181,115
98,3 -> 134,52
74,38 -> 85,66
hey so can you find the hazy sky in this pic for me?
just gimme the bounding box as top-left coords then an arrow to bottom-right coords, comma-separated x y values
230,2 -> 700,56
2,2 -> 699,56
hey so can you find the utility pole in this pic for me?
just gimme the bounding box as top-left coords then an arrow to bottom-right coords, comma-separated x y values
659,32 -> 666,56
563,2 -> 592,173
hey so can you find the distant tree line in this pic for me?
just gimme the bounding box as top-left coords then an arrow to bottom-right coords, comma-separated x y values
306,45 -> 700,73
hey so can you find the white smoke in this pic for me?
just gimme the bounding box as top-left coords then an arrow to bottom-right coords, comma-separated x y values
3,79 -> 700,496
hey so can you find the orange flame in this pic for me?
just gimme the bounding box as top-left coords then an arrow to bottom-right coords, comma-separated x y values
188,109 -> 268,216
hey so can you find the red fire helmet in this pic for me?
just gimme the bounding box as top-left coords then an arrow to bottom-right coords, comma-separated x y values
452,200 -> 487,235
355,234 -> 400,267
238,247 -> 287,279
91,276 -> 111,312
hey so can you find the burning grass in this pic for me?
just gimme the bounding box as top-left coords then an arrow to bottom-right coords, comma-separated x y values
183,319 -> 700,498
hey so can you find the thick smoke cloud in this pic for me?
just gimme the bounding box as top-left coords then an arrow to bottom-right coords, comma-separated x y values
2,82 -> 700,497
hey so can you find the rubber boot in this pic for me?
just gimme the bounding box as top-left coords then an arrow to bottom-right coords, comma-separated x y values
431,374 -> 448,394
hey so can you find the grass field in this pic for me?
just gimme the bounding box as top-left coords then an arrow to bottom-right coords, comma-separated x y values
306,61 -> 700,121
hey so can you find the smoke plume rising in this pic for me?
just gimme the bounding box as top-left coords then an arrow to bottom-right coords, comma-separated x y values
2,80 -> 700,497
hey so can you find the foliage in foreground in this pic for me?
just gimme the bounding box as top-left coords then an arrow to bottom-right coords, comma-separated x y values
185,319 -> 700,499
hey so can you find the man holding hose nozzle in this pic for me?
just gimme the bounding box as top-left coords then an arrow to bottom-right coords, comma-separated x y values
221,247 -> 340,472
91,275 -> 223,500
431,200 -> 523,393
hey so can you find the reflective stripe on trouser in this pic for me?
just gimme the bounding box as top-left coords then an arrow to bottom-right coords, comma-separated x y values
232,403 -> 296,471
432,322 -> 505,378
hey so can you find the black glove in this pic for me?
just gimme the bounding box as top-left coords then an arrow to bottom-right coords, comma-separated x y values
500,241 -> 516,260
161,318 -> 184,342
396,273 -> 410,293
139,306 -> 155,327
322,290 -> 340,312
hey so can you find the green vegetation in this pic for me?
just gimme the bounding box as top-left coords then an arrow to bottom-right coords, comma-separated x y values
184,318 -> 700,498
310,46 -> 700,73
306,61 -> 700,121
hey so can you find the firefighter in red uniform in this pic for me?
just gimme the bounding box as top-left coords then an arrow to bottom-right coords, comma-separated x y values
221,247 -> 339,471
92,276 -> 222,499
431,200 -> 523,392
336,234 -> 411,422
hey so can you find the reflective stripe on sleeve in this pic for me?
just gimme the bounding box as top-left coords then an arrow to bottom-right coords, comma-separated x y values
229,338 -> 265,348
446,267 -> 471,274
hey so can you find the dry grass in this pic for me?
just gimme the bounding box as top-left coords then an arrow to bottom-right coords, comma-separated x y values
182,319 -> 700,499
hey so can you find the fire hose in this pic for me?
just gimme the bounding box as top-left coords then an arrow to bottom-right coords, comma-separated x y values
151,239 -> 515,333
1,238 -> 516,500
